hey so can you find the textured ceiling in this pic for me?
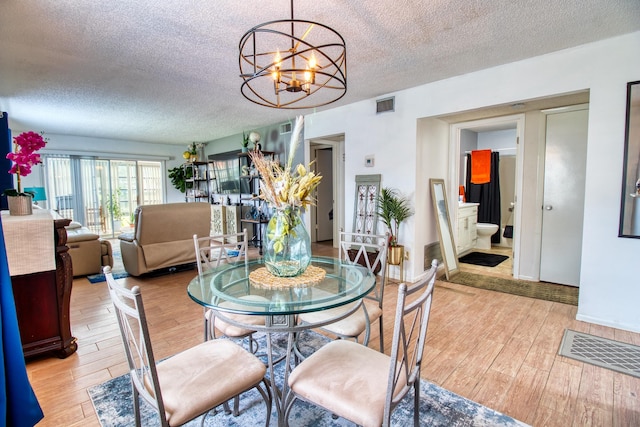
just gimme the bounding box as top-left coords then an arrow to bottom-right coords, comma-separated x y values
1,1 -> 639,145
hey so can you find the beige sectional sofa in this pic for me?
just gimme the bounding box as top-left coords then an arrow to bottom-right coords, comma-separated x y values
118,202 -> 211,276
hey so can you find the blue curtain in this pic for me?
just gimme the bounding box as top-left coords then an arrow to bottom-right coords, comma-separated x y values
1,112 -> 12,210
0,218 -> 44,426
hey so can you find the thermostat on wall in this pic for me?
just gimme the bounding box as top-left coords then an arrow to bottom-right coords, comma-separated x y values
365,155 -> 374,167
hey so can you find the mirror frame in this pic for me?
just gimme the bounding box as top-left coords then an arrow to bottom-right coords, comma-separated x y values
430,178 -> 459,279
619,80 -> 640,238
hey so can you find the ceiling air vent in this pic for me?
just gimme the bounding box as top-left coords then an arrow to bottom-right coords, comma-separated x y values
281,122 -> 292,134
376,97 -> 395,114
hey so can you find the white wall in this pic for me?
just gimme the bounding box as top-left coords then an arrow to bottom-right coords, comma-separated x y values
305,32 -> 640,333
477,129 -> 517,151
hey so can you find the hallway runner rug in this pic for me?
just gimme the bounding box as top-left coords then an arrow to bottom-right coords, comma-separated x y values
459,251 -> 508,267
89,331 -> 529,427
443,272 -> 578,305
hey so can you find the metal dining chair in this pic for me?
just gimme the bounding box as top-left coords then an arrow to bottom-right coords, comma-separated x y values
297,231 -> 389,351
285,259 -> 438,427
193,230 -> 265,353
104,266 -> 271,426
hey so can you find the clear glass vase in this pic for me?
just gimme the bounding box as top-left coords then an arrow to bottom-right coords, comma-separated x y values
264,206 -> 311,277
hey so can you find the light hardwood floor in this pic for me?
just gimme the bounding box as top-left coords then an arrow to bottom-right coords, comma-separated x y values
25,242 -> 640,426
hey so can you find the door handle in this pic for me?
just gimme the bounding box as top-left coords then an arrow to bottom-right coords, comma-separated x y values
544,205 -> 553,210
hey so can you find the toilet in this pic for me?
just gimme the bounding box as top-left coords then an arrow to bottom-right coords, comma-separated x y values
475,223 -> 499,250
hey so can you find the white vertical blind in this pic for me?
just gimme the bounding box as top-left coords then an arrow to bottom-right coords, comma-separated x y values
45,155 -> 74,219
44,155 -> 164,236
139,161 -> 163,205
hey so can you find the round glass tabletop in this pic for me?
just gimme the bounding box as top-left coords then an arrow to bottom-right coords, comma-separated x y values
187,256 -> 376,316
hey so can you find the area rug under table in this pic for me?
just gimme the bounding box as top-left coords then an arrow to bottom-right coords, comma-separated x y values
89,332 -> 528,427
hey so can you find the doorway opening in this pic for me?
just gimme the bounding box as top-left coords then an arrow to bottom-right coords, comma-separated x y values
450,115 -> 524,280
308,135 -> 344,248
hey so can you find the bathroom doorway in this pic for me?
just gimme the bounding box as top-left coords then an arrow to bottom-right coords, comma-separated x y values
450,115 -> 524,279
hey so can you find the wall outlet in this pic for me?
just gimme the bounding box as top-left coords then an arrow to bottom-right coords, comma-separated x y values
404,250 -> 409,260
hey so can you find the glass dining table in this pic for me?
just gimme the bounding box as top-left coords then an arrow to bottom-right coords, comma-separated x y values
187,255 -> 376,426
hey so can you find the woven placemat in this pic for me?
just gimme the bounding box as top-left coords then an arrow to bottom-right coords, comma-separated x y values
249,265 -> 326,289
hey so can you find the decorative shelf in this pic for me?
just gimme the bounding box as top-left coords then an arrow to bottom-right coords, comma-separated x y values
241,218 -> 270,224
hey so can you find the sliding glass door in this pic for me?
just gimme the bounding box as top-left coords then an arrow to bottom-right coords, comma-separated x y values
44,156 -> 164,236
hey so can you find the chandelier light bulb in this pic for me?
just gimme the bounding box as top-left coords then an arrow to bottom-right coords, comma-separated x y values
272,50 -> 282,82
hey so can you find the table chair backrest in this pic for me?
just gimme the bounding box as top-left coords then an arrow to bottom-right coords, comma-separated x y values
338,231 -> 388,304
193,229 -> 249,275
384,258 -> 438,422
104,266 -> 167,423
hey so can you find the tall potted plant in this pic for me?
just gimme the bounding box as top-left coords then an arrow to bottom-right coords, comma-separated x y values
377,187 -> 413,265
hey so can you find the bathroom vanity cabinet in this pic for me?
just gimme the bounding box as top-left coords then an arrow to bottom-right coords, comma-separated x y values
457,203 -> 478,255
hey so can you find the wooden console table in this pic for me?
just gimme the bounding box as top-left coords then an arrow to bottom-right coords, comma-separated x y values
1,210 -> 77,358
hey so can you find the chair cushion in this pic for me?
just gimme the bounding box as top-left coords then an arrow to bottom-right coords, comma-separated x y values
299,299 -> 382,338
207,296 -> 267,337
153,339 -> 266,426
204,295 -> 264,338
288,339 -> 398,427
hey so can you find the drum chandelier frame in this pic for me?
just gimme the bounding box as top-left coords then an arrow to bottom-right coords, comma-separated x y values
239,0 -> 347,109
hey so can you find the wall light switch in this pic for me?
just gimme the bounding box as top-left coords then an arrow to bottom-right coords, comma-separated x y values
365,155 -> 374,167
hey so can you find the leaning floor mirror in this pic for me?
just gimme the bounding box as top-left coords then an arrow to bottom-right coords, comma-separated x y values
619,80 -> 640,238
430,178 -> 459,279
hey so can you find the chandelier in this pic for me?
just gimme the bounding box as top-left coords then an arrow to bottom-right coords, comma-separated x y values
239,0 -> 347,109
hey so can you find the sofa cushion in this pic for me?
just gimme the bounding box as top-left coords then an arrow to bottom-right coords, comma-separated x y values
141,240 -> 196,270
66,227 -> 100,243
134,203 -> 210,245
65,220 -> 83,229
119,232 -> 134,243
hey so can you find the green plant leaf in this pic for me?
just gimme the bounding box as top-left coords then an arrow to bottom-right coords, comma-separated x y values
377,187 -> 413,246
168,166 -> 193,193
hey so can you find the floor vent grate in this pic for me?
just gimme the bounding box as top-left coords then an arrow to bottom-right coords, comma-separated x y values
559,329 -> 640,378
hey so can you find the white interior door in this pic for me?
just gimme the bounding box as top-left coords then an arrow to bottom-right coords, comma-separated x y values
539,107 -> 589,286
